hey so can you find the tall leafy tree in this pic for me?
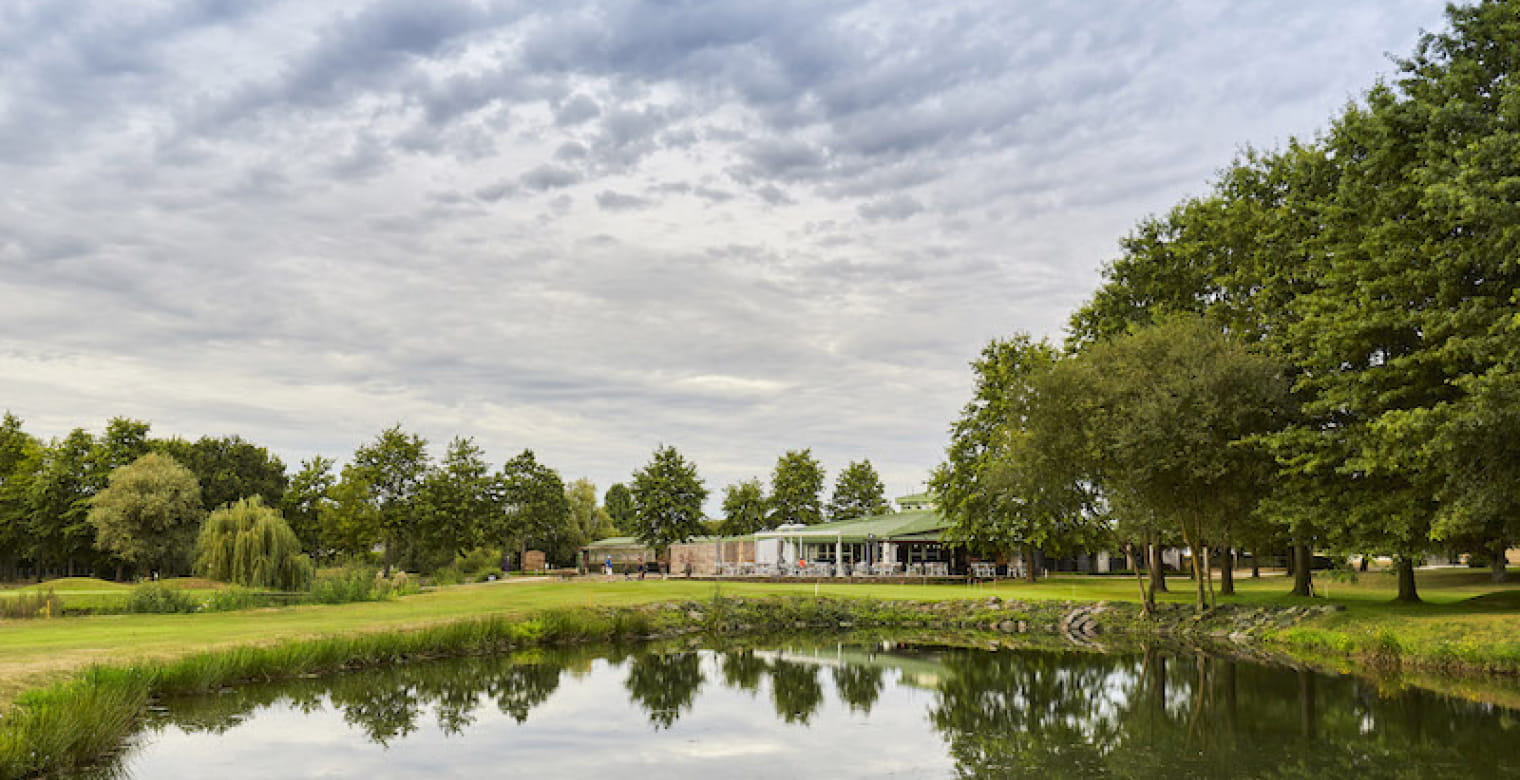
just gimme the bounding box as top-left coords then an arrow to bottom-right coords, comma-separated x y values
1272,1 -> 1520,601
932,335 -> 1088,583
629,444 -> 709,555
89,418 -> 152,489
27,429 -> 98,577
281,456 -> 336,561
157,435 -> 287,512
322,466 -> 382,559
565,478 -> 616,544
416,437 -> 497,567
767,449 -> 825,526
496,449 -> 572,566
0,413 -> 42,579
194,496 -> 313,590
604,482 -> 635,534
827,460 -> 890,521
350,425 -> 429,573
719,478 -> 768,535
1063,318 -> 1289,611
87,452 -> 205,576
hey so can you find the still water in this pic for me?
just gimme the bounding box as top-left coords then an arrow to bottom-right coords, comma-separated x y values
83,639 -> 1520,779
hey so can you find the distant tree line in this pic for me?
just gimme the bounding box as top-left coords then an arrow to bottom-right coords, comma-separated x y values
933,1 -> 1520,609
0,412 -> 896,581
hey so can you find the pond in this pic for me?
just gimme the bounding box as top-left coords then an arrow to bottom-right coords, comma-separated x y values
74,638 -> 1520,778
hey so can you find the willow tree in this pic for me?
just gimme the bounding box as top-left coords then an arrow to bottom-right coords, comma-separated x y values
194,496 -> 313,590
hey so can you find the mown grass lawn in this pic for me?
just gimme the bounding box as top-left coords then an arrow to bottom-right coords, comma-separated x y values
3,567 -> 1520,709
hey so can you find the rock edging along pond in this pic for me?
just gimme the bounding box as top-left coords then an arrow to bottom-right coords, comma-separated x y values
0,596 -> 1373,780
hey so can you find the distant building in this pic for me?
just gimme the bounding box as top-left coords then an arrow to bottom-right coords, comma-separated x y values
895,492 -> 935,512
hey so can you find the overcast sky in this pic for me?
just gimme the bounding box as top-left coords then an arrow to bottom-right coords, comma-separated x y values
0,1 -> 1449,507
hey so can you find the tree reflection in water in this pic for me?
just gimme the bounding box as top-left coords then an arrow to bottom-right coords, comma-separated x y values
120,639 -> 1520,779
624,651 -> 705,729
928,644 -> 1520,778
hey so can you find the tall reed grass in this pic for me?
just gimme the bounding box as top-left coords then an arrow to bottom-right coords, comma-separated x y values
0,589 -> 61,619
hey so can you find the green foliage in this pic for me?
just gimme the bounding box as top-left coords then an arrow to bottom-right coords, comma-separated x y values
566,477 -> 617,543
308,564 -> 390,605
201,586 -> 278,612
350,425 -> 429,571
496,449 -> 573,565
321,467 -> 382,559
452,546 -> 505,581
126,581 -> 200,614
604,482 -> 635,533
630,445 -> 709,553
416,437 -> 498,568
933,336 -> 1098,568
156,434 -> 287,512
194,496 -> 314,591
1057,319 -> 1290,609
0,587 -> 62,619
827,459 -> 890,522
720,478 -> 768,535
767,448 -> 825,526
281,455 -> 335,561
26,428 -> 98,576
88,453 -> 206,575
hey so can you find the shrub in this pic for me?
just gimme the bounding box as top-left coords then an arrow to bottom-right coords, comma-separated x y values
202,586 -> 277,612
455,547 -> 504,580
0,588 -> 63,619
307,564 -> 387,604
127,582 -> 199,614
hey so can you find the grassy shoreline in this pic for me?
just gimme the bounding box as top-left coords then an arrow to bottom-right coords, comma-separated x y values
4,571 -> 1520,777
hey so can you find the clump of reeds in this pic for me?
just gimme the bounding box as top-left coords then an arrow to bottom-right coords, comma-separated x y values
0,589 -> 62,620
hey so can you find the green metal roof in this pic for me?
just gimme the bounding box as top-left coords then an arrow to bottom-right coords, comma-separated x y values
754,509 -> 947,543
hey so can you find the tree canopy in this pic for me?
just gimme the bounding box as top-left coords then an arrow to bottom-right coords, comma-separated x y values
87,452 -> 205,576
630,445 -> 709,554
194,496 -> 313,590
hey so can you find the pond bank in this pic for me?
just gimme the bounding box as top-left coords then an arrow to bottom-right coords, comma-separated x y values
0,595 -> 1510,779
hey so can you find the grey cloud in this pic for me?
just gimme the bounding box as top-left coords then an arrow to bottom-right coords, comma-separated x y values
555,141 -> 589,160
474,180 -> 519,202
554,93 -> 601,126
857,194 -> 924,222
595,190 -> 653,211
521,164 -> 583,191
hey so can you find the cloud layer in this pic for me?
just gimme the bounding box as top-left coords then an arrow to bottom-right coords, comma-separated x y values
0,0 -> 1448,503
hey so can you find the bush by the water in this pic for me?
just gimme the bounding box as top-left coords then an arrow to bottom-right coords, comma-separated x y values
0,588 -> 62,619
202,586 -> 281,612
433,547 -> 505,585
126,582 -> 199,614
307,565 -> 414,604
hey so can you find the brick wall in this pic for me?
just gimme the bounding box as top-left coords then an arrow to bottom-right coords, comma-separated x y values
668,539 -> 755,575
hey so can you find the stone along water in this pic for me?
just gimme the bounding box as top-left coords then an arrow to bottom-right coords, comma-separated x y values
76,640 -> 1520,778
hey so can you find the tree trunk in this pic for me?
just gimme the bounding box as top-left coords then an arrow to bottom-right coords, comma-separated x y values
1490,539 -> 1509,583
1125,547 -> 1137,572
1023,545 -> 1037,583
1148,543 -> 1169,593
1128,543 -> 1154,616
1250,550 -> 1260,579
1220,547 -> 1235,596
1290,543 -> 1313,597
1394,555 -> 1420,602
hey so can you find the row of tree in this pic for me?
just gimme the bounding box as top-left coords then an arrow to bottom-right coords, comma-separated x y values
0,412 -> 897,580
933,0 -> 1520,607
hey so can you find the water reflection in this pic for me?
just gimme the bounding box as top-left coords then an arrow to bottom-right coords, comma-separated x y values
83,640 -> 1520,779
